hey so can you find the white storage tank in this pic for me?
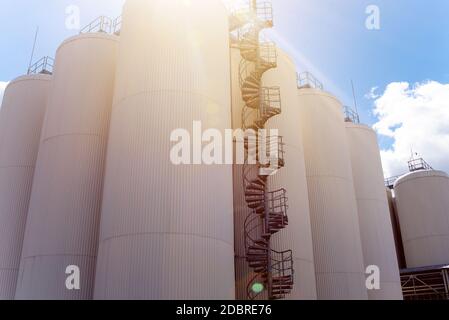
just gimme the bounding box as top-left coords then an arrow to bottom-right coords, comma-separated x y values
94,0 -> 235,299
0,74 -> 51,299
297,88 -> 368,299
345,123 -> 402,300
394,170 -> 449,268
262,50 -> 317,300
15,33 -> 118,299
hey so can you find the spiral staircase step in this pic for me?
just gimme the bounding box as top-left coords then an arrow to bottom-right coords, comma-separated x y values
237,2 -> 293,300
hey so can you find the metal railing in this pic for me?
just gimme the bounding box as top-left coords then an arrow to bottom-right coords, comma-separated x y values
271,249 -> 294,280
401,268 -> 449,300
385,175 -> 402,189
343,106 -> 360,124
237,40 -> 277,88
80,16 -> 113,34
259,41 -> 277,66
297,72 -> 324,90
246,135 -> 285,168
228,0 -> 252,30
27,56 -> 54,75
260,86 -> 281,113
264,135 -> 285,169
266,189 -> 288,217
385,158 -> 433,189
408,158 -> 433,172
254,0 -> 274,27
244,214 -> 265,254
229,0 -> 274,28
113,15 -> 122,35
236,22 -> 258,43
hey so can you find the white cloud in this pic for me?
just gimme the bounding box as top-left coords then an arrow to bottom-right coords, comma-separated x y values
0,81 -> 8,107
372,81 -> 449,177
365,86 -> 380,100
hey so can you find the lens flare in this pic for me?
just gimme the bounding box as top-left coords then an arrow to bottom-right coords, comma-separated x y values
251,282 -> 264,294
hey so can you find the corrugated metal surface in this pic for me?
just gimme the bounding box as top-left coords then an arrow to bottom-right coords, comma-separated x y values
394,170 -> 449,268
297,89 -> 368,300
0,75 -> 51,299
94,0 -> 235,299
15,33 -> 118,300
345,123 -> 402,300
263,50 -> 317,300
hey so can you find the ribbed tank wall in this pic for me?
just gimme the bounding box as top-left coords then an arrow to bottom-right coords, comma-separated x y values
394,170 -> 449,268
94,0 -> 235,299
262,51 -> 317,299
345,123 -> 402,300
0,75 -> 51,299
15,34 -> 118,300
297,88 -> 367,300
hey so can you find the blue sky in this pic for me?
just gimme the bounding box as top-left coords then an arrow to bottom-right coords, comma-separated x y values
269,0 -> 449,121
1,0 -> 448,175
267,0 -> 449,175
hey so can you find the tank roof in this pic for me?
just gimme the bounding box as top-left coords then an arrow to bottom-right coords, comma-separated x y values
57,32 -> 119,54
344,122 -> 375,133
394,169 -> 449,188
297,87 -> 342,105
8,73 -> 52,87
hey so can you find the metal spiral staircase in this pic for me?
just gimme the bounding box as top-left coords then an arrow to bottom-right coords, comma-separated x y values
230,0 -> 294,300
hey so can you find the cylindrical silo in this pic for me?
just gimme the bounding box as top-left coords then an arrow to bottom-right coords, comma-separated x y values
297,88 -> 368,300
345,123 -> 402,300
15,33 -> 118,300
94,0 -> 235,299
394,170 -> 449,268
0,74 -> 51,300
262,50 -> 317,300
